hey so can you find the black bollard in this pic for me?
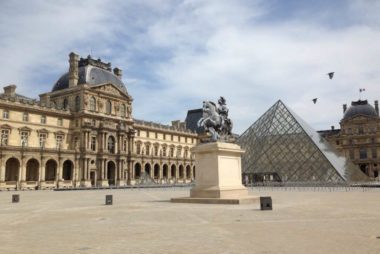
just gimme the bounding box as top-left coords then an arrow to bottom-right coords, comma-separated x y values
12,194 -> 20,203
105,195 -> 113,205
260,196 -> 272,210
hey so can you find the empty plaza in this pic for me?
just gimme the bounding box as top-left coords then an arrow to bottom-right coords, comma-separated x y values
0,187 -> 379,254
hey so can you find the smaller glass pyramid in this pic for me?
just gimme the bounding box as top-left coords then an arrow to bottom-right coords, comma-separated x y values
237,100 -> 368,183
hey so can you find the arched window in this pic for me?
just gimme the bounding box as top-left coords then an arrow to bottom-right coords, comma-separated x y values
120,104 -> 126,118
90,96 -> 96,111
63,98 -> 68,110
106,100 -> 112,114
108,136 -> 115,153
75,96 -> 81,112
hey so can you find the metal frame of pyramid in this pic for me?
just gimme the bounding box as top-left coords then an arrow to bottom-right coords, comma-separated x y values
237,100 -> 369,183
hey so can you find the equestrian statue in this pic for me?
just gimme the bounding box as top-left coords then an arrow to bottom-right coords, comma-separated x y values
197,96 -> 233,142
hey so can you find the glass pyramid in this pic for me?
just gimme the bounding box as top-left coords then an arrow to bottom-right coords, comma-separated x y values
237,100 -> 369,183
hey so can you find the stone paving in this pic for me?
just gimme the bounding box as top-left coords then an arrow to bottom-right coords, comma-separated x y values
0,187 -> 380,254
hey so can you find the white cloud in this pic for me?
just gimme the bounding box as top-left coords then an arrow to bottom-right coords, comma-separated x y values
1,0 -> 380,134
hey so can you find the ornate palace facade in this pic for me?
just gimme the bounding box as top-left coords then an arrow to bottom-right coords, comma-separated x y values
319,100 -> 380,180
0,53 -> 197,190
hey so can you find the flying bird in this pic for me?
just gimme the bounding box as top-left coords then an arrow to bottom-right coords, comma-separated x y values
312,98 -> 318,104
359,88 -> 366,93
327,72 -> 335,79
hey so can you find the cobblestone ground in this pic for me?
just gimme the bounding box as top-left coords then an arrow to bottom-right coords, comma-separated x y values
0,187 -> 379,254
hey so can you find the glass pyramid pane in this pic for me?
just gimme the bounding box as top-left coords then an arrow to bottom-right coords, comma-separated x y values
237,100 -> 369,183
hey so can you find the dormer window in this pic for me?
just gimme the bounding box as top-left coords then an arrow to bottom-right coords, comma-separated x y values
23,112 -> 29,122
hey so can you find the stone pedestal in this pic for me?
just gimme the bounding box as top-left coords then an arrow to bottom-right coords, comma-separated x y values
171,142 -> 258,204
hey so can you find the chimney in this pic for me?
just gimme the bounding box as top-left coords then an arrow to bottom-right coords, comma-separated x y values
343,104 -> 347,113
375,100 -> 379,116
39,94 -> 50,105
68,52 -> 79,88
331,125 -> 335,131
4,84 -> 16,97
171,120 -> 180,129
113,67 -> 122,79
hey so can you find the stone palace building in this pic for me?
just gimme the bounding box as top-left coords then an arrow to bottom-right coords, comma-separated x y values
319,100 -> 380,179
0,53 -> 198,190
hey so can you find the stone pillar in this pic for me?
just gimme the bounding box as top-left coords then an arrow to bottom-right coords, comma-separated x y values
0,160 -> 5,181
68,52 -> 79,88
104,159 -> 107,179
20,161 -> 26,181
87,158 -> 90,179
159,164 -> 163,179
104,133 -> 107,150
40,160 -> 45,182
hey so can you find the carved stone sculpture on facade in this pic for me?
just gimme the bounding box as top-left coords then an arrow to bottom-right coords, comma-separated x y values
197,96 -> 233,142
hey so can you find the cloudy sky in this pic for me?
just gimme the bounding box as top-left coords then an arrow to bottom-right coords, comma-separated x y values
1,0 -> 380,133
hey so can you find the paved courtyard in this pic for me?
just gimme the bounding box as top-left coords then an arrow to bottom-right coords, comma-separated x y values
0,187 -> 379,254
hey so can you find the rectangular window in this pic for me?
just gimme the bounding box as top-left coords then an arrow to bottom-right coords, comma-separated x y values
349,150 -> 355,160
123,139 -> 127,152
178,136 -> 180,142
155,132 -> 158,139
57,118 -> 63,126
91,136 -> 96,151
1,129 -> 9,145
145,145 -> 150,156
39,133 -> 47,148
41,115 -> 46,124
170,147 -> 174,157
21,131 -> 29,147
136,143 -> 141,154
372,148 -> 377,159
56,135 -> 63,149
137,130 -> 140,136
154,146 -> 159,156
359,148 -> 367,159
23,112 -> 29,122
74,137 -> 79,149
184,149 -> 188,159
162,146 -> 167,157
171,135 -> 173,141
177,148 -> 181,157
3,110 -> 9,119
359,127 -> 364,134
163,133 -> 166,140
